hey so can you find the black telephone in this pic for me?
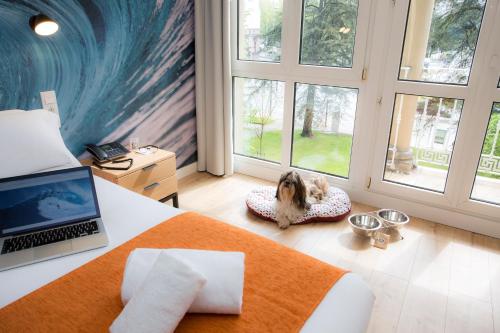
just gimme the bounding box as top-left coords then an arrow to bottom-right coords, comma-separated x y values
86,142 -> 130,162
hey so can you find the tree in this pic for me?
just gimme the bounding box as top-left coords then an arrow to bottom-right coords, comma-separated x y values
301,85 -> 316,137
299,0 -> 358,137
258,0 -> 358,137
256,0 -> 485,141
300,0 -> 358,68
259,0 -> 282,60
295,84 -> 355,137
245,80 -> 279,157
429,0 -> 486,69
482,107 -> 500,157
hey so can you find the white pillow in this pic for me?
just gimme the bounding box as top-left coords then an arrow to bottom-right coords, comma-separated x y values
122,248 -> 245,314
110,252 -> 206,333
0,109 -> 74,178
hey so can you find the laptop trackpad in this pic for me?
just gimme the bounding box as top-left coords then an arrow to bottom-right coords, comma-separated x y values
34,242 -> 72,259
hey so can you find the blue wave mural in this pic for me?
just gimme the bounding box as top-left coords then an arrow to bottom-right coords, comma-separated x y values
0,0 -> 196,168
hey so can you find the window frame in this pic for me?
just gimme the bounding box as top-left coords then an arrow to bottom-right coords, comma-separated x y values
459,1 -> 500,217
231,0 -> 374,189
369,0 -> 500,218
229,0 -> 500,231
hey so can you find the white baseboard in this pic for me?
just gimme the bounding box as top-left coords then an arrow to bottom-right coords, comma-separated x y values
234,157 -> 500,238
349,189 -> 500,239
177,162 -> 198,179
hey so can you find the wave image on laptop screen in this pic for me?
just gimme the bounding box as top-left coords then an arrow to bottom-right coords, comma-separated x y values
0,169 -> 98,236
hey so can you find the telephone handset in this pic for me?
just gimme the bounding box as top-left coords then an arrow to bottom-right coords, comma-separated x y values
85,142 -> 130,162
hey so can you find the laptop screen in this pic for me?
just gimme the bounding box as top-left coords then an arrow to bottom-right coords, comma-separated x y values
0,167 -> 100,237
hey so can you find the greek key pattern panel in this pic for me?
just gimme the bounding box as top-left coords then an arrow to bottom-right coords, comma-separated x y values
417,149 -> 451,166
478,155 -> 500,175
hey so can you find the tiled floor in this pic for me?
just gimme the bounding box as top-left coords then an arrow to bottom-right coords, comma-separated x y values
174,172 -> 500,333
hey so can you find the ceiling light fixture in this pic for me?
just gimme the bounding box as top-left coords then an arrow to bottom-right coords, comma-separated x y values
29,14 -> 59,36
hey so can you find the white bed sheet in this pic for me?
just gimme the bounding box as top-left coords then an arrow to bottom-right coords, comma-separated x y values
0,176 -> 374,333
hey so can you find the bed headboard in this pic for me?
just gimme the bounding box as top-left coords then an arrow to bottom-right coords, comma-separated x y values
40,90 -> 60,127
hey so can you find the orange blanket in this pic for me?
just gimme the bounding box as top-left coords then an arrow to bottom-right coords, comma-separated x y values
0,212 -> 347,333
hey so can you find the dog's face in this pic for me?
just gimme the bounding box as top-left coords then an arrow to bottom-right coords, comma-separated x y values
275,171 -> 307,209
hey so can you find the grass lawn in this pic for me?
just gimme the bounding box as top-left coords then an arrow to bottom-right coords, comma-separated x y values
244,130 -> 282,163
240,128 -> 500,180
243,129 -> 353,177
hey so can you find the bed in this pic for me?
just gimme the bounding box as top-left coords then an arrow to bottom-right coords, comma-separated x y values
0,109 -> 374,332
0,175 -> 374,332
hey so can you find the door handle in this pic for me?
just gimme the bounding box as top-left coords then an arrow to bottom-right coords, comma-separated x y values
144,182 -> 160,191
142,163 -> 157,171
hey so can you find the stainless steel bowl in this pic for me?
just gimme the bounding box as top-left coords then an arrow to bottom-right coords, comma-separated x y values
376,209 -> 409,229
348,214 -> 382,237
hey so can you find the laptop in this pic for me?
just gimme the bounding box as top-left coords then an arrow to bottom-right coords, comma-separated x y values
0,166 -> 108,271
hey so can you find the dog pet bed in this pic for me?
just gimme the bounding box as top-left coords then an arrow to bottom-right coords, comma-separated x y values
246,186 -> 351,224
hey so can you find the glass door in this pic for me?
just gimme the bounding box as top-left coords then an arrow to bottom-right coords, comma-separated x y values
456,1 -> 500,218
229,0 -> 500,226
371,0 -> 495,207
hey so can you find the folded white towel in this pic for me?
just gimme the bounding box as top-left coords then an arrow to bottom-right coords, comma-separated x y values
122,248 -> 245,314
110,252 -> 206,333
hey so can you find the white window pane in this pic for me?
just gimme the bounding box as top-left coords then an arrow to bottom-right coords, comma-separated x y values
291,83 -> 358,177
384,94 -> 463,192
470,103 -> 500,205
238,0 -> 283,62
233,77 -> 285,163
300,0 -> 358,68
399,0 -> 486,85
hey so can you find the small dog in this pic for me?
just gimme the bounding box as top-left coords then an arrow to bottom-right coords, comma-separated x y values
275,171 -> 329,229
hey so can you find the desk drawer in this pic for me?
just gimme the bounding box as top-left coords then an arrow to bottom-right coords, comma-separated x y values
134,174 -> 177,200
117,156 -> 175,189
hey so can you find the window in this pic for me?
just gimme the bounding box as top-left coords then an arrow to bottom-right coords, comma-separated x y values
300,0 -> 359,68
233,77 -> 285,163
238,0 -> 283,62
230,0 -> 500,230
383,94 -> 463,192
399,0 -> 486,85
291,83 -> 358,177
372,0 -> 492,203
433,129 -> 447,145
471,102 -> 500,205
232,0 -> 366,179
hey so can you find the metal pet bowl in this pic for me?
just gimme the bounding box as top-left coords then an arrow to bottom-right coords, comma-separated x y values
376,209 -> 409,229
348,214 -> 382,237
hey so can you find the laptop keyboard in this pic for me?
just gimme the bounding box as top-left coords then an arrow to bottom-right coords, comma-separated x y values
1,221 -> 100,255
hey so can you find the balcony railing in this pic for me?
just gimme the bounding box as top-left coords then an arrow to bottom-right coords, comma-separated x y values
416,149 -> 500,176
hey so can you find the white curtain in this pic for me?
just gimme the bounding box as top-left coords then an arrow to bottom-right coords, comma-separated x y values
195,0 -> 233,176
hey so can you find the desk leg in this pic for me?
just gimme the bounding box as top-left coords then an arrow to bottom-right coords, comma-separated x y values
172,193 -> 179,208
161,192 -> 179,208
